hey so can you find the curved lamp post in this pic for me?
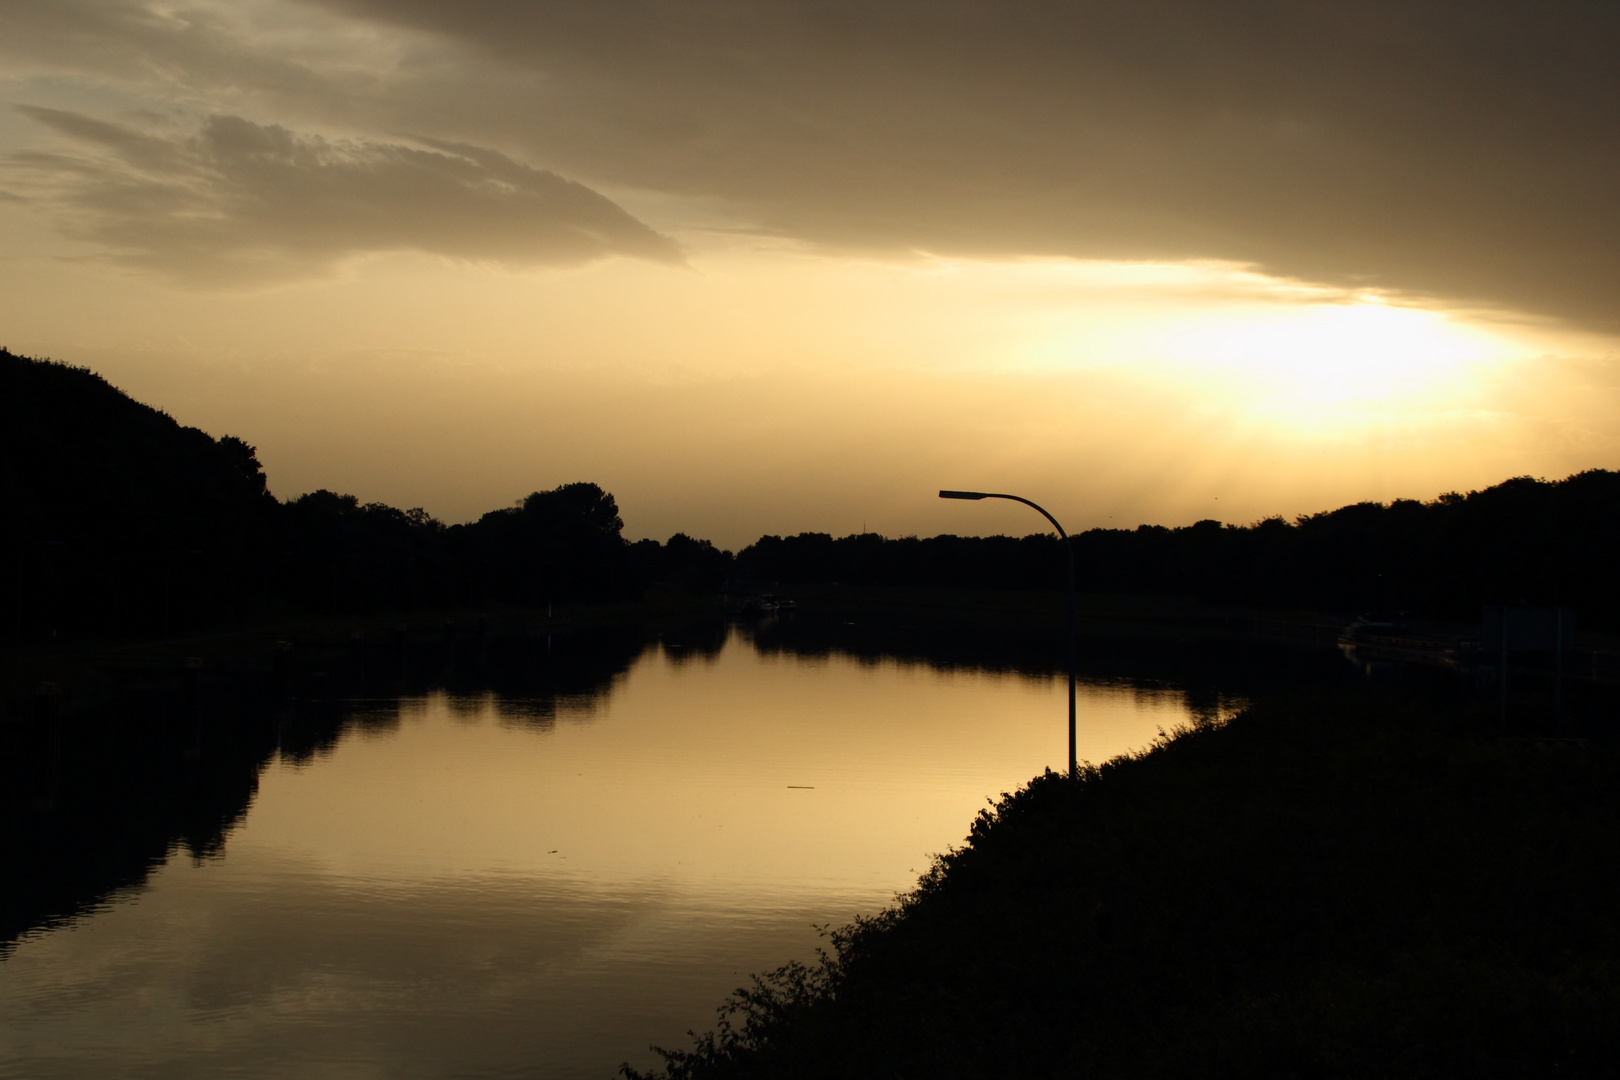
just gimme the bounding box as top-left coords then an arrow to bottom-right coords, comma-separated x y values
939,490 -> 1077,778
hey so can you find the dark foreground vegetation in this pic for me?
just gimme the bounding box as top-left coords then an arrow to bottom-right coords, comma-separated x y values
629,694 -> 1619,1079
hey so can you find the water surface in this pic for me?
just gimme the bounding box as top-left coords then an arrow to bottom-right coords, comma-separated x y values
2,626 -> 1214,1079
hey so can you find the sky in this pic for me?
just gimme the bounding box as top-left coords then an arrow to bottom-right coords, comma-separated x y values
2,0 -> 1617,547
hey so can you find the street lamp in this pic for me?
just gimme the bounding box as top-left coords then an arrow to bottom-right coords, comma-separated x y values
939,490 -> 1077,778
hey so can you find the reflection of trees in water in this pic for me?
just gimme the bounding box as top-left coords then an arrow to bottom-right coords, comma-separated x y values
741,614 -> 1065,679
438,626 -> 649,732
1,627 -> 649,950
2,682 -> 282,949
657,621 -> 730,667
737,610 -> 1348,706
0,619 -> 1382,954
273,699 -> 397,766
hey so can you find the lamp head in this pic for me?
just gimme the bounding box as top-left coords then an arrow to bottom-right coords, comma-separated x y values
938,490 -> 989,500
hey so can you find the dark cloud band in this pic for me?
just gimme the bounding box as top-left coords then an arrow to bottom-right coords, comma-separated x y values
7,106 -> 681,283
307,0 -> 1620,328
3,1 -> 1617,326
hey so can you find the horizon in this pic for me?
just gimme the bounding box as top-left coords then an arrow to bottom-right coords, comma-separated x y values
3,2 -> 1618,548
15,344 -> 1606,552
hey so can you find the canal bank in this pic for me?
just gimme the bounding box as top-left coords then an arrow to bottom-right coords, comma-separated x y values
630,688 -> 1620,1079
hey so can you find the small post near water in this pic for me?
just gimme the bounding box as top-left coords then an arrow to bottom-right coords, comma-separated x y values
940,490 -> 1078,779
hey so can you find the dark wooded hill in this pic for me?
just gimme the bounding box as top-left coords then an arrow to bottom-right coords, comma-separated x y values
3,349 -> 726,644
4,348 -> 278,641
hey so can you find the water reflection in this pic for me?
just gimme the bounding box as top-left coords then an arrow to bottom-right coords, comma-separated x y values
4,621 -> 1241,1079
3,864 -> 818,1080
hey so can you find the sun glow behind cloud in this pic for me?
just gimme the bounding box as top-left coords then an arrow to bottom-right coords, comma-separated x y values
824,254 -> 1546,436
6,220 -> 1613,548
1153,302 -> 1494,407
1086,301 -> 1530,462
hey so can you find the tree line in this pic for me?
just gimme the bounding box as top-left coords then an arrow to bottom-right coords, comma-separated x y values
736,470 -> 1620,626
3,349 -> 729,642
6,347 -> 1618,643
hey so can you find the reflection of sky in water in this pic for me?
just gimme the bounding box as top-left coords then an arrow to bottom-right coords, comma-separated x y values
2,634 -> 1198,1079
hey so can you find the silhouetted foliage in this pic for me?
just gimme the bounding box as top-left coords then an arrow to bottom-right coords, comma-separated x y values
738,471 -> 1620,628
2,348 -> 279,640
1,350 -> 690,642
9,347 -> 1619,643
628,694 -> 1620,1078
275,490 -> 453,616
633,533 -> 735,594
454,482 -> 642,605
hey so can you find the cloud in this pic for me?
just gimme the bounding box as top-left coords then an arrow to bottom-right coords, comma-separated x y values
305,0 -> 1620,329
5,106 -> 681,283
2,1 -> 1618,326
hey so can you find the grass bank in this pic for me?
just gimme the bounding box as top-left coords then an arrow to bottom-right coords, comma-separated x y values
628,692 -> 1619,1078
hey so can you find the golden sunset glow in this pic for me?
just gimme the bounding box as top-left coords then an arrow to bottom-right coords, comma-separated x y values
7,6 -> 1619,1077
2,1 -> 1616,539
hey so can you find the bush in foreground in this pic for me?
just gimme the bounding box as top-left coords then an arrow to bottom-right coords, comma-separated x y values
628,696 -> 1619,1078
